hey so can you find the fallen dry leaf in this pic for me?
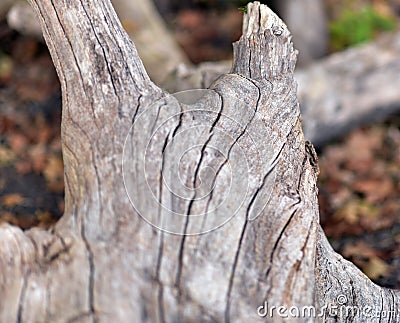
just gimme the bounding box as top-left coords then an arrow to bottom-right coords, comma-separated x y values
342,240 -> 376,256
341,241 -> 392,280
8,132 -> 29,153
36,211 -> 56,228
0,146 -> 16,165
333,200 -> 379,225
43,155 -> 64,192
15,160 -> 32,174
0,54 -> 13,83
362,257 -> 393,280
1,193 -> 25,207
37,123 -> 53,144
0,211 -> 19,226
352,177 -> 394,204
28,144 -> 47,173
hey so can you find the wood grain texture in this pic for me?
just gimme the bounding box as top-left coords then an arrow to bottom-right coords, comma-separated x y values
0,1 -> 398,322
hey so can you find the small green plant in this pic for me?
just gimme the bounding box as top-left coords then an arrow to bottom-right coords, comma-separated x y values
238,6 -> 247,13
330,6 -> 397,51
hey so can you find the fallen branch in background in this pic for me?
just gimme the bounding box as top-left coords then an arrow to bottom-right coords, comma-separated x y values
6,0 -> 190,84
164,31 -> 400,147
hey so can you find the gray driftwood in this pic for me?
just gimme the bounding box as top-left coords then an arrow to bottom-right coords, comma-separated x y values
0,1 -> 399,322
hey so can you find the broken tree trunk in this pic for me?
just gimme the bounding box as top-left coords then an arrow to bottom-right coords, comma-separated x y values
0,1 -> 398,322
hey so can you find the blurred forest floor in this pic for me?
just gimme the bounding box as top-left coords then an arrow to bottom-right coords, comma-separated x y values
0,1 -> 399,288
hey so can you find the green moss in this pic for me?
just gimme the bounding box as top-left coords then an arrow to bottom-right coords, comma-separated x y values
329,6 -> 397,51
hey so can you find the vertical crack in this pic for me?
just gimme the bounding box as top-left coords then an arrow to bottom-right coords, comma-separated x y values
248,42 -> 252,78
155,135 -> 169,323
224,220 -> 248,323
204,83 -> 261,225
171,100 -> 184,139
264,209 -> 297,281
224,150 -> 278,322
80,2 -> 121,109
155,233 -> 165,323
175,132 -> 214,289
49,0 -> 98,127
149,103 -> 166,135
16,269 -> 31,323
245,144 -> 282,220
379,289 -> 384,323
282,224 -> 313,301
388,289 -> 395,322
90,146 -> 103,236
81,218 -> 96,323
175,94 -> 224,289
132,94 -> 142,125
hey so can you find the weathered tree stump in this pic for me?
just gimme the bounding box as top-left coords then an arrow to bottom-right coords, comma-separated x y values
0,1 -> 398,322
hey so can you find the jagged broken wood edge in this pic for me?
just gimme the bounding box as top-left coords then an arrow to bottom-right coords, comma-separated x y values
164,31 -> 400,148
